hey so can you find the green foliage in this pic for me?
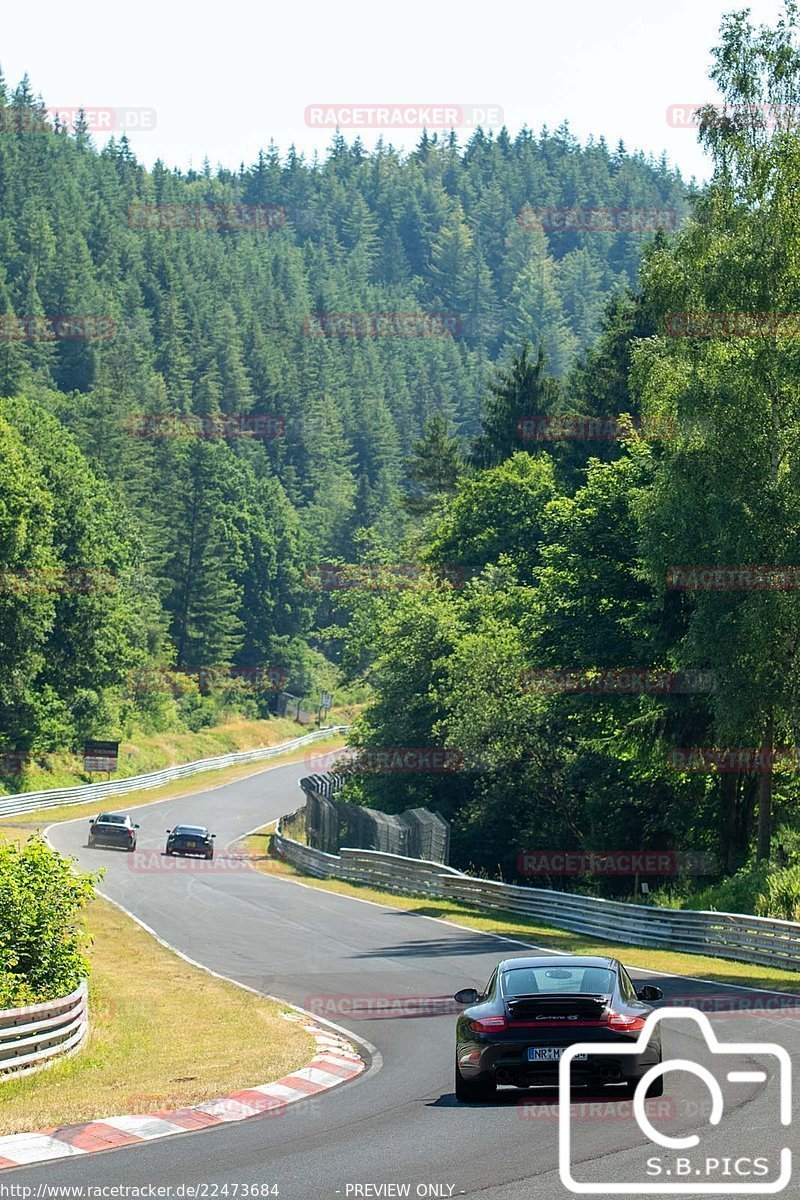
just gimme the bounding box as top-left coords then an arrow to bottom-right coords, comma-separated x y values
757,866 -> 800,922
0,837 -> 96,1006
648,863 -> 772,917
402,414 -> 463,517
632,3 -> 800,860
334,7 -> 800,898
15,24 -> 800,919
0,79 -> 685,755
0,396 -> 152,749
426,453 -> 557,584
647,827 -> 800,921
472,343 -> 562,467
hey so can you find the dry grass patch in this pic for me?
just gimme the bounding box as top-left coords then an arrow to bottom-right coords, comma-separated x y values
0,713 -> 352,799
0,896 -> 315,1135
0,733 -> 347,834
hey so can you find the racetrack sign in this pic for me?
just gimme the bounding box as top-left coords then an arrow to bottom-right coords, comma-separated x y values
320,692 -> 333,709
83,739 -> 119,773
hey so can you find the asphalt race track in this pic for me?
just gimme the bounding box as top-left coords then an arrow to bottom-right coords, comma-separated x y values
9,759 -> 800,1198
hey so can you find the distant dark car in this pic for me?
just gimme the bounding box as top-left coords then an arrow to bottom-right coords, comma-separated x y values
165,824 -> 215,859
453,955 -> 663,1102
88,812 -> 139,851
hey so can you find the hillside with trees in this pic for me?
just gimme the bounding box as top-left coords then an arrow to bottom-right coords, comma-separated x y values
0,71 -> 689,760
334,7 -> 800,918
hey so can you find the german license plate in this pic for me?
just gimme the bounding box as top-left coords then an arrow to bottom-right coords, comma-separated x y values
527,1047 -> 588,1062
187,841 -> 197,849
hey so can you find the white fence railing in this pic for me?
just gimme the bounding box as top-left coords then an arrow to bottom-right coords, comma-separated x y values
0,981 -> 88,1078
0,727 -> 350,820
274,822 -> 800,972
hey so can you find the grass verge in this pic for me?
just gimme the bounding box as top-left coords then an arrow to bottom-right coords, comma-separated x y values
240,829 -> 800,994
0,895 -> 315,1136
0,706 -> 355,798
0,731 -> 347,833
0,732 -> 348,1133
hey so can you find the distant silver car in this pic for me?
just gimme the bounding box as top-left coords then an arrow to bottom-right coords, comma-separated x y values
88,812 -> 139,852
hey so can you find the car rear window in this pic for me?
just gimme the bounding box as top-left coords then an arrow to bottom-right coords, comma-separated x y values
174,826 -> 206,835
97,814 -> 126,824
502,966 -> 614,996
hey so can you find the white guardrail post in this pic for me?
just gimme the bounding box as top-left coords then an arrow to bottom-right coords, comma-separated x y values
0,980 -> 88,1078
273,820 -> 800,972
0,727 -> 350,820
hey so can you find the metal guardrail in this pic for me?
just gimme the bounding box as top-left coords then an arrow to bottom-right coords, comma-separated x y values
0,727 -> 350,820
437,876 -> 800,972
272,824 -> 461,887
338,848 -> 464,893
274,821 -> 800,972
0,981 -> 88,1078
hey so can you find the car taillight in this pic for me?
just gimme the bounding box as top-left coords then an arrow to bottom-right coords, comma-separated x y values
468,1016 -> 507,1033
605,1011 -> 646,1032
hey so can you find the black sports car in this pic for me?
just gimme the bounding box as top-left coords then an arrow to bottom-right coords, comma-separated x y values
165,824 -> 215,859
454,954 -> 662,1102
88,812 -> 139,851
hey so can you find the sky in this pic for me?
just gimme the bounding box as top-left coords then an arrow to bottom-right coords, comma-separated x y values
0,0 -> 789,182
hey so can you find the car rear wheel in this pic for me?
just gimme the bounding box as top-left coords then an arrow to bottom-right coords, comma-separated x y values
642,1071 -> 664,1098
623,1070 -> 664,1099
455,1062 -> 496,1103
205,851 -> 213,860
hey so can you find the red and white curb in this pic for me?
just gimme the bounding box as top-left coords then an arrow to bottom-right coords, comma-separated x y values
0,1013 -> 364,1168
